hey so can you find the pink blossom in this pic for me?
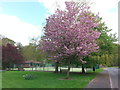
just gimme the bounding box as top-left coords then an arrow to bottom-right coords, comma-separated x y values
41,1 -> 101,63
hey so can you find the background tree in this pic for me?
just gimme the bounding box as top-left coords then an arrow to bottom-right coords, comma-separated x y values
2,43 -> 24,70
90,17 -> 118,67
16,42 -> 23,53
94,18 -> 117,55
41,2 -> 101,78
21,38 -> 47,62
0,37 -> 15,46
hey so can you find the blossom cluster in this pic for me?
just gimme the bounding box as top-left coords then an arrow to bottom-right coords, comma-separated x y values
41,2 -> 101,62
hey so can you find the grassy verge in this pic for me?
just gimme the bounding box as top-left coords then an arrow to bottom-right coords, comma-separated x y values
2,68 -> 104,88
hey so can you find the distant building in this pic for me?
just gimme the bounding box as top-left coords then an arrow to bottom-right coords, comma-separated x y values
21,60 -> 42,68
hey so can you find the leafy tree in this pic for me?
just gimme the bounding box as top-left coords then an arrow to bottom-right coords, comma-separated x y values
2,43 -> 24,70
93,18 -> 117,55
16,42 -> 22,50
21,38 -> 47,62
88,16 -> 118,67
0,37 -> 15,46
21,44 -> 37,60
41,2 -> 101,78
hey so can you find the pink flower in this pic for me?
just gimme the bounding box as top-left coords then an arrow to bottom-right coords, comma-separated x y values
40,1 -> 101,63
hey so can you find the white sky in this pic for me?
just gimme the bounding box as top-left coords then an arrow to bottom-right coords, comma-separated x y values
0,0 -> 119,45
0,14 -> 43,45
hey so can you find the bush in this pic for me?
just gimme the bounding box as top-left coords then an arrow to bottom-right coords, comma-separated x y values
23,74 -> 36,80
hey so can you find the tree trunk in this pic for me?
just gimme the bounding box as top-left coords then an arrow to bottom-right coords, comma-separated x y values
93,66 -> 95,71
66,61 -> 70,79
82,64 -> 85,73
2,66 -> 6,70
18,64 -> 24,71
8,63 -> 12,71
54,62 -> 59,73
18,64 -> 21,71
32,66 -> 33,71
8,67 -> 11,71
32,63 -> 34,71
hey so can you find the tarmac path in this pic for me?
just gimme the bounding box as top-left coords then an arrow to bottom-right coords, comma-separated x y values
106,67 -> 119,88
86,67 -> 119,89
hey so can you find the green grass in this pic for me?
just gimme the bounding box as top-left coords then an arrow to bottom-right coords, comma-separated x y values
2,68 -> 104,88
0,72 -> 2,89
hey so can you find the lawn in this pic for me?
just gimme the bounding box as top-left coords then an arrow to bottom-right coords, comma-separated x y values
0,72 -> 2,89
2,68 -> 104,88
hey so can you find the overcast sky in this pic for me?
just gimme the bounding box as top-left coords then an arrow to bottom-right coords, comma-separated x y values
0,0 -> 119,45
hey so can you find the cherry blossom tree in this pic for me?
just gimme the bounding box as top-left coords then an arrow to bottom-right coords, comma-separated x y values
41,2 -> 101,78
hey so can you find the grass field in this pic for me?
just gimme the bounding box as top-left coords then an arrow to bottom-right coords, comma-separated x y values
0,72 -> 2,89
2,68 -> 104,88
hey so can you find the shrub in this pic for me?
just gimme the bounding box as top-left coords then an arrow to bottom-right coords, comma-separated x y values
23,74 -> 36,80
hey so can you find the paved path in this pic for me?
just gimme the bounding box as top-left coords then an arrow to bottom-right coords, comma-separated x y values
86,67 -> 119,89
106,67 -> 119,88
